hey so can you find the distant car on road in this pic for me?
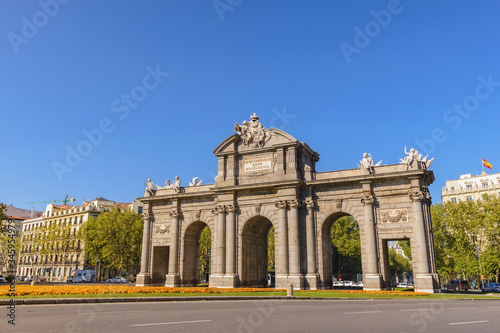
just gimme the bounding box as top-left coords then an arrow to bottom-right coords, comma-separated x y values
354,281 -> 363,287
342,281 -> 354,286
396,283 -> 408,288
481,283 -> 500,293
332,281 -> 344,287
106,277 -> 127,283
0,275 -> 4,283
444,280 -> 469,291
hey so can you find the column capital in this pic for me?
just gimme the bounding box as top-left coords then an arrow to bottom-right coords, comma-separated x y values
142,212 -> 154,221
409,191 -> 425,202
275,200 -> 287,209
361,195 -> 375,205
227,205 -> 238,213
169,211 -> 182,218
288,199 -> 302,209
305,198 -> 316,209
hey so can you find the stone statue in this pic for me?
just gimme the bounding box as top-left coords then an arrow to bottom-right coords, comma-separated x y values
400,146 -> 434,169
144,178 -> 157,196
172,176 -> 181,193
189,177 -> 203,186
234,113 -> 271,148
157,180 -> 173,190
358,153 -> 382,173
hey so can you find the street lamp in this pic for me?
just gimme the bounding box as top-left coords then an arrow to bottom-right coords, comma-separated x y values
476,245 -> 483,289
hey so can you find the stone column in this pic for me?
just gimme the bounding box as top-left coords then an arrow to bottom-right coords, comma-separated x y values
410,190 -> 438,293
225,205 -> 238,285
275,200 -> 288,287
305,199 -> 319,289
217,206 -> 226,275
165,210 -> 181,287
288,199 -> 301,275
136,212 -> 152,286
360,190 -> 383,291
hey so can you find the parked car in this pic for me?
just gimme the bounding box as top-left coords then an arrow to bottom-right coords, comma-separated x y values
444,280 -> 469,291
0,275 -> 4,283
481,283 -> 500,293
106,277 -> 127,283
332,281 -> 344,287
354,282 -> 364,287
342,281 -> 354,286
397,283 -> 408,288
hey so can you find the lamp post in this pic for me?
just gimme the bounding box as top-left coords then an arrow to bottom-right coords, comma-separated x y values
476,245 -> 483,289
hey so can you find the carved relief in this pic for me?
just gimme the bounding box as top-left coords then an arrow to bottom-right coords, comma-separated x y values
380,209 -> 408,223
195,210 -> 202,219
334,199 -> 342,210
254,204 -> 261,215
305,198 -> 316,210
169,211 -> 182,219
155,224 -> 171,234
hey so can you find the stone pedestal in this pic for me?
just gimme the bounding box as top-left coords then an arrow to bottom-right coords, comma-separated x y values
165,273 -> 180,287
363,273 -> 383,291
135,273 -> 150,287
414,273 -> 440,293
305,274 -> 320,290
275,274 -> 289,289
287,274 -> 304,290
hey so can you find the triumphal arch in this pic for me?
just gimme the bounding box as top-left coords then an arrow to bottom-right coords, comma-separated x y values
136,114 -> 440,293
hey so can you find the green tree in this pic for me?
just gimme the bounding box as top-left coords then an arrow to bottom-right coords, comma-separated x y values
388,248 -> 412,283
331,216 -> 361,280
268,227 -> 275,274
199,226 -> 211,281
80,209 -> 143,275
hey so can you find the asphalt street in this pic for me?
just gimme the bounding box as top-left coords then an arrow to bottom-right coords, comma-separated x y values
2,299 -> 499,333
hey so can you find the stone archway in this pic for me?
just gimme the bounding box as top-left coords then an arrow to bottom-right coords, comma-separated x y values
320,212 -> 362,288
136,114 -> 441,293
182,221 -> 211,287
240,216 -> 274,287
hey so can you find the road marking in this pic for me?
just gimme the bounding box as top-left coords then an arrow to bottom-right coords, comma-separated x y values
400,309 -> 432,312
131,319 -> 212,327
344,311 -> 382,315
79,310 -> 148,315
448,320 -> 489,325
447,307 -> 475,310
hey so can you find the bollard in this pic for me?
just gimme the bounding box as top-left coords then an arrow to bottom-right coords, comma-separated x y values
287,283 -> 293,296
31,281 -> 36,286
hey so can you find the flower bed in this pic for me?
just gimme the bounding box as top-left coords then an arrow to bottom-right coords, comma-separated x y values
0,285 -> 283,297
341,290 -> 429,296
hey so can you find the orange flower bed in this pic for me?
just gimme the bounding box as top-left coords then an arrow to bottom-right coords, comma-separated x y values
341,290 -> 429,296
0,285 -> 283,297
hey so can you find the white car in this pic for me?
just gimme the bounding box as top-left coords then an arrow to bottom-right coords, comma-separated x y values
396,283 -> 408,288
106,277 -> 127,283
342,281 -> 354,286
332,281 -> 344,287
354,282 -> 363,287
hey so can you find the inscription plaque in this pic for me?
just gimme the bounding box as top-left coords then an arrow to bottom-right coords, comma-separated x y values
244,157 -> 272,172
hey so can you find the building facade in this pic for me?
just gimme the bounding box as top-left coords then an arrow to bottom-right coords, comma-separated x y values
137,114 -> 440,293
441,171 -> 500,203
19,198 -> 143,281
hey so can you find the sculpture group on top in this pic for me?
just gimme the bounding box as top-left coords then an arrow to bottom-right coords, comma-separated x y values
143,175 -> 204,196
358,146 -> 434,173
234,113 -> 272,148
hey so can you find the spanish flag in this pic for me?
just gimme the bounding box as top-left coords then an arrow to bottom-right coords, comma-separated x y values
482,159 -> 492,169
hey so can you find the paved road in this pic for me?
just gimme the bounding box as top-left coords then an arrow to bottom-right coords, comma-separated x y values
2,299 -> 499,332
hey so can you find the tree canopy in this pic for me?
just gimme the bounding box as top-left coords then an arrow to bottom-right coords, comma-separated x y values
80,209 -> 143,272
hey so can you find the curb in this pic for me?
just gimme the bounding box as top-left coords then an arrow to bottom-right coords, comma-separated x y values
1,295 -> 499,305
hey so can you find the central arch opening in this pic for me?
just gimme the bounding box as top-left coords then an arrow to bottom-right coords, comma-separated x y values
182,221 -> 211,287
241,216 -> 274,287
321,213 -> 363,288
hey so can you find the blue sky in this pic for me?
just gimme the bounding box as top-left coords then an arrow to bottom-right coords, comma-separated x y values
1,0 -> 499,210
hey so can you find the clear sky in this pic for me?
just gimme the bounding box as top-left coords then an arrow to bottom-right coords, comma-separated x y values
1,0 -> 499,210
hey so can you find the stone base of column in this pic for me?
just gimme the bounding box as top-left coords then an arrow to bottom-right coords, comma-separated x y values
208,274 -> 227,288
275,274 -> 289,289
304,274 -> 320,290
276,274 -> 304,290
165,273 -> 180,287
414,273 -> 440,294
135,273 -> 150,286
363,273 -> 383,291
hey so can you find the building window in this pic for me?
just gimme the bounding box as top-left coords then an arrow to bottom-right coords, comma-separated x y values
466,196 -> 472,201
466,185 -> 472,189
138,207 -> 143,214
451,198 -> 457,203
483,183 -> 488,188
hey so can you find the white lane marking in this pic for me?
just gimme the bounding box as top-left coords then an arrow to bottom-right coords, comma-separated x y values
400,309 -> 432,312
131,319 -> 212,327
447,307 -> 475,310
79,310 -> 148,315
448,320 -> 489,325
344,311 -> 382,315
488,306 -> 500,309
